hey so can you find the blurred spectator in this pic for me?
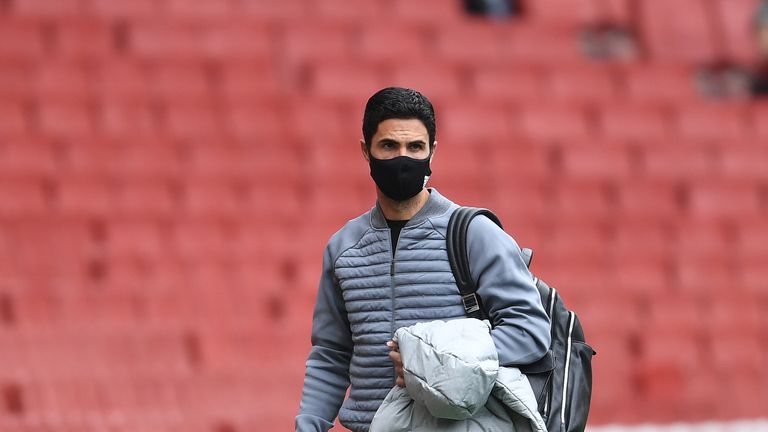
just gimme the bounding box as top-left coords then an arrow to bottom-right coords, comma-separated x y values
696,0 -> 768,99
579,23 -> 639,62
751,0 -> 768,95
463,0 -> 521,19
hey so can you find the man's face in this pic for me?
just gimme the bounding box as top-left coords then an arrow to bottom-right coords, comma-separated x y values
363,118 -> 432,161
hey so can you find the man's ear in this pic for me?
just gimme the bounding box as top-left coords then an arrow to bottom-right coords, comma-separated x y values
429,141 -> 437,161
360,139 -> 370,162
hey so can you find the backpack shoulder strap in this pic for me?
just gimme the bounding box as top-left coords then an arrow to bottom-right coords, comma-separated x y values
446,206 -> 502,320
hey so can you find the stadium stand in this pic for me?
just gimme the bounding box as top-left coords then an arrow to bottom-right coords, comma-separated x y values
0,0 -> 766,431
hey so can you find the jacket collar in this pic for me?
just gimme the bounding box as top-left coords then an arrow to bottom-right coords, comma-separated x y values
370,188 -> 453,229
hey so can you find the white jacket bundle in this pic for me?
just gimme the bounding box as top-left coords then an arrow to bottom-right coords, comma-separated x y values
370,319 -> 547,432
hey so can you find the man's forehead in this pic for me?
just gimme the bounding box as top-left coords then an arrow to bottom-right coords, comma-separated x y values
375,118 -> 428,137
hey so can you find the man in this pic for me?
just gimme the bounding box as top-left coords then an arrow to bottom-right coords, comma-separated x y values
296,87 -> 550,431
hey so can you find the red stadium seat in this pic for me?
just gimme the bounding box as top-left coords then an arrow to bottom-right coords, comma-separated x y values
544,63 -> 620,104
640,144 -> 716,181
622,64 -> 700,103
638,0 -> 722,63
688,181 -> 761,220
0,18 -> 46,59
518,104 -> 592,141
561,144 -> 634,180
674,103 -> 751,142
471,65 -> 546,103
616,181 -> 682,221
712,0 -> 761,63
598,102 -> 670,142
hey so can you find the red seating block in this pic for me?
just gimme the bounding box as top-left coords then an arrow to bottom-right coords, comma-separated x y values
113,180 -> 175,217
640,145 -> 715,180
37,101 -> 94,137
54,18 -> 114,59
490,183 -> 552,222
55,176 -> 112,216
736,220 -> 768,260
314,0 -> 383,22
224,103 -> 287,140
638,0 -> 721,63
0,18 -> 46,59
359,25 -> 427,62
440,103 -> 512,142
471,65 -> 545,102
280,23 -> 352,65
622,64 -> 699,103
235,0 -> 309,22
498,25 -> 583,65
92,59 -> 151,102
218,63 -> 283,103
675,255 -> 735,296
129,22 -> 272,60
148,63 -> 211,102
611,221 -> 672,260
32,61 -> 91,100
161,0 -> 234,19
749,101 -> 768,140
524,0 -> 605,27
598,103 -> 670,142
552,180 -> 614,220
0,138 -> 57,177
544,64 -> 620,104
709,297 -> 764,337
674,103 -> 750,142
672,221 -> 730,261
12,0 -> 82,16
617,181 -> 681,220
388,0 -> 465,24
308,61 -> 386,102
88,0 -> 157,18
738,262 -> 768,295
434,23 -> 502,64
489,144 -> 551,180
612,259 -> 670,299
0,180 -> 47,216
689,181 -> 761,220
96,99 -> 158,137
0,102 -> 28,136
391,63 -> 463,101
719,146 -> 768,180
712,0 -> 761,63
288,99 -> 346,140
561,145 -> 633,180
179,180 -> 242,219
163,104 -> 221,138
0,63 -> 31,100
518,104 -> 591,141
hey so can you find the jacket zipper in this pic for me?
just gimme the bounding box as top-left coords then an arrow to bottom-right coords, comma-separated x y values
388,229 -> 397,378
560,311 -> 576,426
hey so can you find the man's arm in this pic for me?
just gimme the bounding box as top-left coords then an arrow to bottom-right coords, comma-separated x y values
466,216 -> 551,366
296,245 -> 354,431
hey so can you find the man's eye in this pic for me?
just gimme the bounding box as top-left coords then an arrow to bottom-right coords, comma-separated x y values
409,144 -> 424,151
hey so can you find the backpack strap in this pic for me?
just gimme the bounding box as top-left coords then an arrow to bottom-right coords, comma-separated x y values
448,206 -> 556,375
446,206 -> 502,320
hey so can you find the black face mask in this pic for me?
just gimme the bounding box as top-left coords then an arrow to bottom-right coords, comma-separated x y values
369,154 -> 432,201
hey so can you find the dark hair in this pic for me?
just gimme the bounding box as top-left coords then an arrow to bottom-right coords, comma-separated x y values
362,87 -> 436,149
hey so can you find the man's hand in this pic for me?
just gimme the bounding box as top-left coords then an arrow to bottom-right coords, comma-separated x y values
387,340 -> 405,387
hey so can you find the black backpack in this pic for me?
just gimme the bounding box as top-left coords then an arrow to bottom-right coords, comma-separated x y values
447,207 -> 596,432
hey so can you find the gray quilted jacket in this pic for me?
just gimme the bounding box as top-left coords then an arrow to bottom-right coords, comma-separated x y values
296,189 -> 550,432
369,318 -> 547,432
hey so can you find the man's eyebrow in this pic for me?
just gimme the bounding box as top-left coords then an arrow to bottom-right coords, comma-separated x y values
376,138 -> 427,146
